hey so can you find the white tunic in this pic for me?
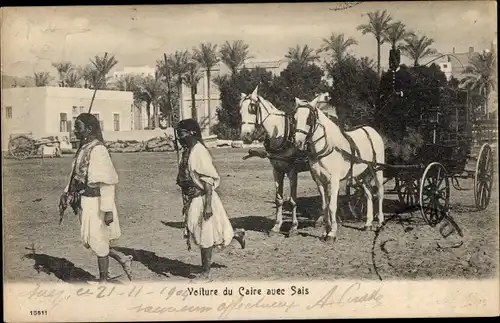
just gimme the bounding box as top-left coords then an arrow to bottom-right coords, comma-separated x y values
185,142 -> 234,249
66,144 -> 121,257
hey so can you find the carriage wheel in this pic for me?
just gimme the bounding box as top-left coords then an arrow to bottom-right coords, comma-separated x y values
419,162 -> 450,226
397,176 -> 420,208
474,143 -> 494,211
346,180 -> 367,220
8,136 -> 35,160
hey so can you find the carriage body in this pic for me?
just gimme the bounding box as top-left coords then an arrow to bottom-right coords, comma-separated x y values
347,88 -> 494,230
8,133 -> 62,160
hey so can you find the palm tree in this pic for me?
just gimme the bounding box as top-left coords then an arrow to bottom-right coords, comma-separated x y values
81,65 -> 96,89
184,61 -> 203,121
114,74 -> 138,91
156,58 -> 177,126
52,61 -> 73,87
460,50 -> 497,117
169,50 -> 190,120
64,68 -> 83,88
193,43 -> 220,133
358,56 -> 376,71
318,33 -> 358,63
357,9 -> 393,76
135,72 -> 164,129
383,21 -> 414,50
285,44 -> 320,65
219,40 -> 253,76
89,53 -> 119,89
33,72 -> 53,87
401,34 -> 438,66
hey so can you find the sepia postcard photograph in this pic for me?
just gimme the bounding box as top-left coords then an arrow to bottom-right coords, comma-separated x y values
2,1 -> 499,321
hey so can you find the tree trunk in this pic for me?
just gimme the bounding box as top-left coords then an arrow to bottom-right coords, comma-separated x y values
146,101 -> 152,129
485,88 -> 489,120
191,86 -> 197,121
207,69 -> 212,134
377,38 -> 381,77
178,81 -> 184,121
153,102 -> 160,129
166,77 -> 172,126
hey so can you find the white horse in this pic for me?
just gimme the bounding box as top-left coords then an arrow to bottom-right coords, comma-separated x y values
292,98 -> 386,241
240,86 -> 325,235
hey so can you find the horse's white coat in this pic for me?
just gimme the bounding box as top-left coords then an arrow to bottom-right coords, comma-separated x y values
293,98 -> 386,240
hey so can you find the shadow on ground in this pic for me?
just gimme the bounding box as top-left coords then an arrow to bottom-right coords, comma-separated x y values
114,247 -> 226,279
162,217 -> 276,234
22,252 -> 96,283
162,196 -> 427,235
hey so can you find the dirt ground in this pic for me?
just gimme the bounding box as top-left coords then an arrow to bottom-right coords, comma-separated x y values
3,148 -> 499,283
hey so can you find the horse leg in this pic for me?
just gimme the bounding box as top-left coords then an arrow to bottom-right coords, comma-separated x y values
310,170 -> 325,228
361,181 -> 375,231
325,178 -> 340,242
270,168 -> 285,234
288,170 -> 299,236
375,169 -> 385,229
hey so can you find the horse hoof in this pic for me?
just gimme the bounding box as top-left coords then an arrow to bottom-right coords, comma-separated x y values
268,229 -> 279,236
288,228 -> 298,237
315,220 -> 323,228
363,225 -> 372,232
323,236 -> 336,243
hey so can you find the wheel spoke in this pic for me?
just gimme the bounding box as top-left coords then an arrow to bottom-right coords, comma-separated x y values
436,176 -> 445,189
481,183 -> 489,208
422,193 -> 432,203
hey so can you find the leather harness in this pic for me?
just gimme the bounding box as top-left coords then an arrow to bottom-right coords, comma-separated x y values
242,95 -> 308,165
295,104 -> 378,182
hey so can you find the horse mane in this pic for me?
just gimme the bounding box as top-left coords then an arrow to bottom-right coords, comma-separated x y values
257,95 -> 282,114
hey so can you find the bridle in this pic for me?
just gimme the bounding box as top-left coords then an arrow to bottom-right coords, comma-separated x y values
241,94 -> 295,154
241,94 -> 286,133
294,104 -> 322,145
294,95 -> 330,145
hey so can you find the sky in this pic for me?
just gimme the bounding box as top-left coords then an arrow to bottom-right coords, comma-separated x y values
1,2 -> 497,78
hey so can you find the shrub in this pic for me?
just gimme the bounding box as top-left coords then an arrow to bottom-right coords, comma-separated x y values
384,127 -> 425,164
212,122 -> 240,140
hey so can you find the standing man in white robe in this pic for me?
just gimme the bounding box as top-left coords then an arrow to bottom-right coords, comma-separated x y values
59,113 -> 133,283
175,119 -> 246,279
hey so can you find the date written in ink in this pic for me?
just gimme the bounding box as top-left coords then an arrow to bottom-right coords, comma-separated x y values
30,310 -> 48,315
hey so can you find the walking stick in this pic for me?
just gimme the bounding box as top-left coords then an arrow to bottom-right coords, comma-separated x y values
88,52 -> 108,114
173,129 -> 191,251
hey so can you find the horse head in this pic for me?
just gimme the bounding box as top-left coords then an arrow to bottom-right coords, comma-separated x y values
239,86 -> 260,140
293,97 -> 318,151
311,92 -> 338,118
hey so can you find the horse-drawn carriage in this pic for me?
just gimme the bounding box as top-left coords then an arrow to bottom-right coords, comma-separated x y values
8,134 -> 63,160
240,83 -> 495,240
345,88 -> 494,231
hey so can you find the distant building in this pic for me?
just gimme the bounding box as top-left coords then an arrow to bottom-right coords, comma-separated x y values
115,59 -> 302,135
431,44 -> 496,81
240,59 -> 288,76
113,65 -> 156,80
431,42 -> 497,115
1,87 -> 134,150
180,59 -> 288,136
112,65 -> 157,130
180,65 -> 222,137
